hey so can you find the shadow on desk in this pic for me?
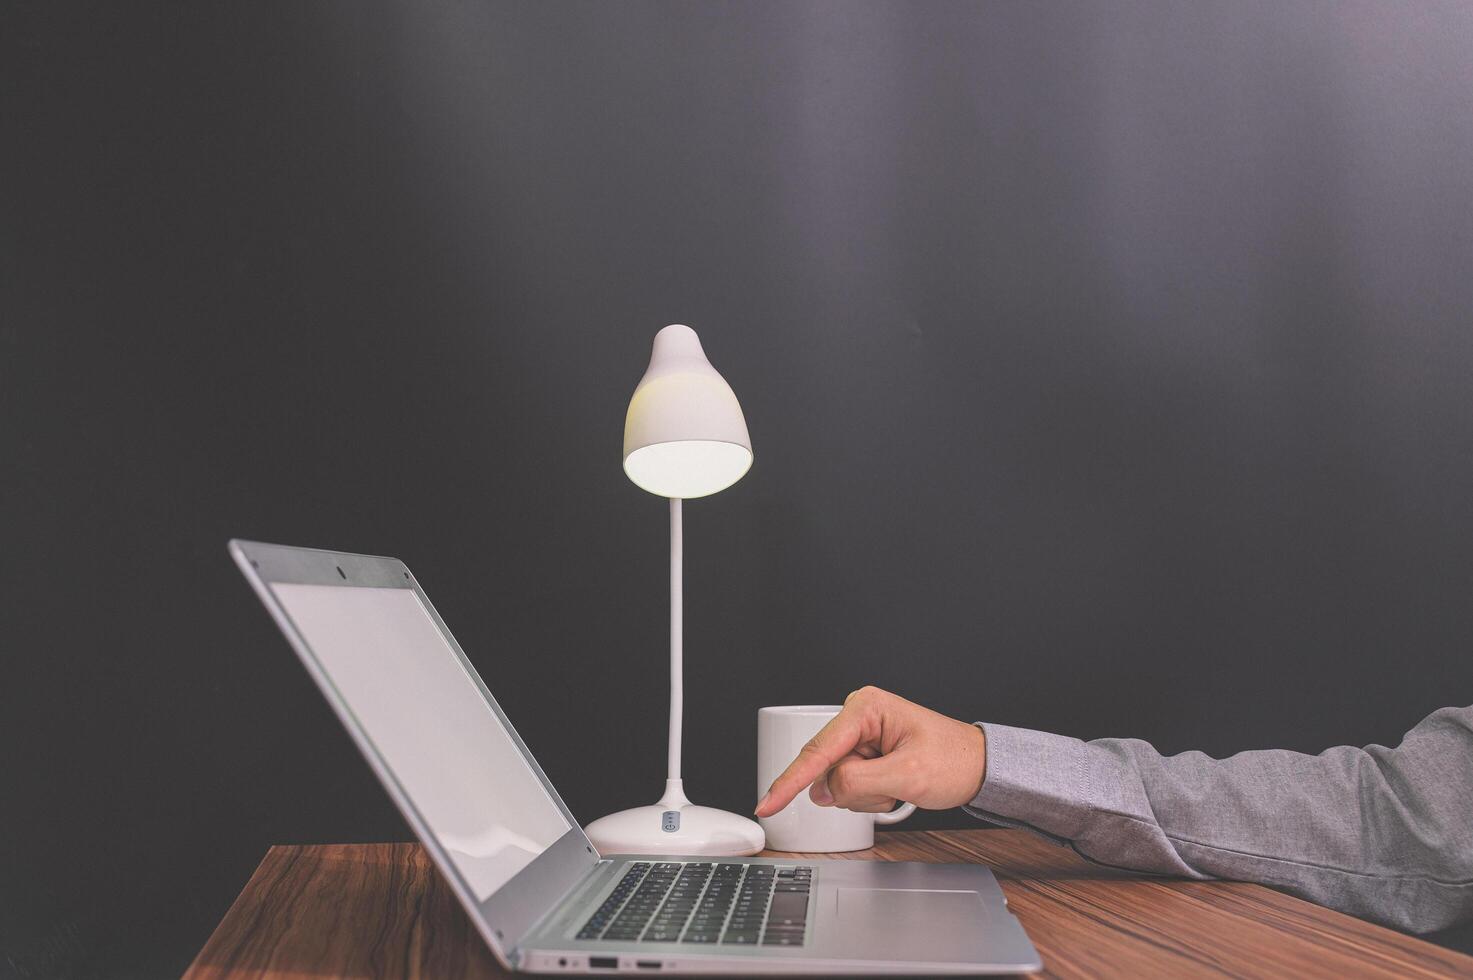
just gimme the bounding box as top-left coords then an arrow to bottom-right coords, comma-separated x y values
1427,921 -> 1473,957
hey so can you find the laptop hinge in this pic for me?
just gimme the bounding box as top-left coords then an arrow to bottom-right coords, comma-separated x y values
509,857 -> 614,958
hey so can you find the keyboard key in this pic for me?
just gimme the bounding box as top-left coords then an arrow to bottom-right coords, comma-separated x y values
768,893 -> 808,921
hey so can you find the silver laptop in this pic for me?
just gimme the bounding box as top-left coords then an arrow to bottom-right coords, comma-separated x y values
230,540 -> 1041,975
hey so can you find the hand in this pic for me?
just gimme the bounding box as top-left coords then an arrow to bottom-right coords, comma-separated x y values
754,686 -> 987,817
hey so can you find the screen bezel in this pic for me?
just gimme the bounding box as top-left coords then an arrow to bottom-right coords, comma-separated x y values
229,539 -> 598,967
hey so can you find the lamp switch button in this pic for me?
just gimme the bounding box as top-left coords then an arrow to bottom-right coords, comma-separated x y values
662,811 -> 680,833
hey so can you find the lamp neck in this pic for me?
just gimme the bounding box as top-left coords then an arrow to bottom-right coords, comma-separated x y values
657,778 -> 691,809
668,497 -> 683,781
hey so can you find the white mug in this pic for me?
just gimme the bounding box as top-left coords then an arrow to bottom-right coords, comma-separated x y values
757,705 -> 916,852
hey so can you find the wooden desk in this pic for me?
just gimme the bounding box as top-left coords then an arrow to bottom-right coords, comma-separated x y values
186,829 -> 1472,979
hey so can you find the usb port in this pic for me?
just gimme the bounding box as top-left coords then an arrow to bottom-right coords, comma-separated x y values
589,956 -> 618,969
636,961 -> 661,970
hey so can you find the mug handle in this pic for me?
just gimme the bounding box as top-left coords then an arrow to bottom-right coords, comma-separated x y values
872,801 -> 917,825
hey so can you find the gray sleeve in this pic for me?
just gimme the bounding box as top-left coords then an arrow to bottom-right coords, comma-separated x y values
962,705 -> 1473,934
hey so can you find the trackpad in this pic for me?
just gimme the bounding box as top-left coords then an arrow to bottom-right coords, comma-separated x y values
833,888 -> 992,960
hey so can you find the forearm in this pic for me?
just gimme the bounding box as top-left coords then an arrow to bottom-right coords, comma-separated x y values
963,706 -> 1473,933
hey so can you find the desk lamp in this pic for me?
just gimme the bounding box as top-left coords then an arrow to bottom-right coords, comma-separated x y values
583,324 -> 765,856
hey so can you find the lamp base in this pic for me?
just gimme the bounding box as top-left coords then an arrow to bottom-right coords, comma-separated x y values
584,779 -> 765,857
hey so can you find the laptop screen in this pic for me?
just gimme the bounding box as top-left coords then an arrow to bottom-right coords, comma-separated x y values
271,582 -> 574,901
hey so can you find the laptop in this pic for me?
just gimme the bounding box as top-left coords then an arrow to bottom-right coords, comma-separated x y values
230,540 -> 1041,975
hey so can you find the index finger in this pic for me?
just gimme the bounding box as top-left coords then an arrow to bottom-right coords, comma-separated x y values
755,706 -> 864,817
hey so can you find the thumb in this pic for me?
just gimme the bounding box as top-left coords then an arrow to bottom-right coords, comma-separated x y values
823,752 -> 911,811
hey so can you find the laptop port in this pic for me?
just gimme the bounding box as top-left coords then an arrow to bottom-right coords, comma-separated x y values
589,956 -> 618,969
636,961 -> 662,969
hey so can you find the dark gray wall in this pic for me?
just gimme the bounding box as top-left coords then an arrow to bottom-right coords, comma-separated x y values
6,1 -> 1473,975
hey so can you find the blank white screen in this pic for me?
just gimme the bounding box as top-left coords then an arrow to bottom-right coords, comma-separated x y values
272,583 -> 572,900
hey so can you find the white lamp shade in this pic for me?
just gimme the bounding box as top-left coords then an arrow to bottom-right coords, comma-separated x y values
623,324 -> 753,499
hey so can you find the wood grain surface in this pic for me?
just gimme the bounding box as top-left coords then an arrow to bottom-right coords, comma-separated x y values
184,829 -> 1473,979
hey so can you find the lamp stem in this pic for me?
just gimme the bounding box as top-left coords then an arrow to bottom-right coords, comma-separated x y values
668,496 -> 683,782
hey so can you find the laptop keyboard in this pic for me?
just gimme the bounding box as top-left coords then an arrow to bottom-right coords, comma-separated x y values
576,862 -> 812,947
